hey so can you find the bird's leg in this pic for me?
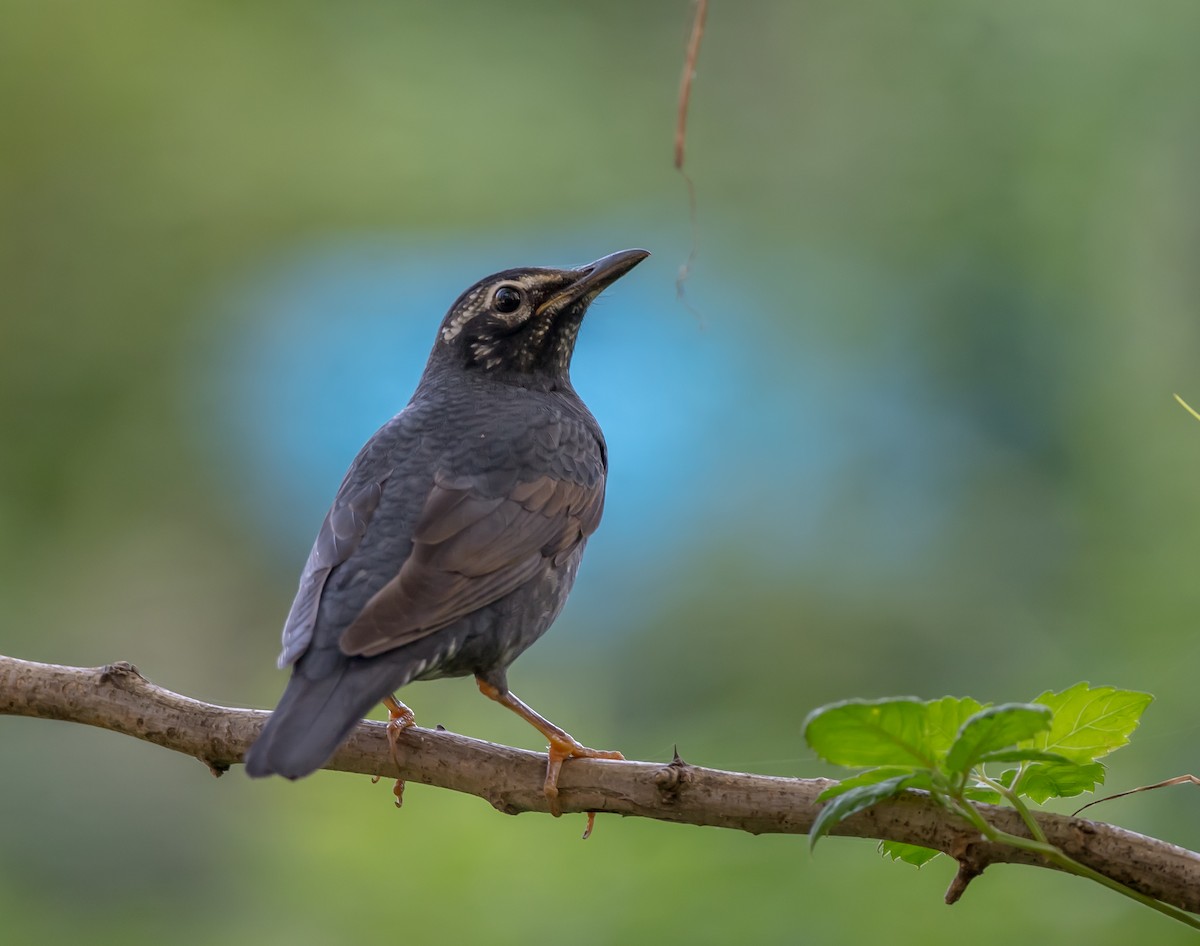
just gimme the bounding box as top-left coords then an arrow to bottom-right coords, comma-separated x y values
381,694 -> 416,808
475,677 -> 623,818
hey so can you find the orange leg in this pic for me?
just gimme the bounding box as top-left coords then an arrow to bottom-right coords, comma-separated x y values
476,677 -> 623,819
382,694 -> 416,808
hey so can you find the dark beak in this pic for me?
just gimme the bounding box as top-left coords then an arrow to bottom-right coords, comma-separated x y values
574,248 -> 651,291
538,248 -> 650,315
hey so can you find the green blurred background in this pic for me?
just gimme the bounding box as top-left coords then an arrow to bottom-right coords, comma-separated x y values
3,0 -> 1200,942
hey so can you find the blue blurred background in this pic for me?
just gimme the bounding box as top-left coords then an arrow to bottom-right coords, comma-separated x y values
3,1 -> 1200,942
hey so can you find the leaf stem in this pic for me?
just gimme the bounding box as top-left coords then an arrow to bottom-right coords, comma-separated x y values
947,788 -> 1200,929
974,770 -> 1048,845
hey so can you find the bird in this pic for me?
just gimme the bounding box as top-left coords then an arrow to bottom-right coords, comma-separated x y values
244,247 -> 649,817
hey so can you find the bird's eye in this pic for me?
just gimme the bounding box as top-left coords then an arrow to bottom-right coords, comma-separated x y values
493,286 -> 523,314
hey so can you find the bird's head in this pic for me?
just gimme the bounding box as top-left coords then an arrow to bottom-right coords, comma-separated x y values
427,248 -> 649,383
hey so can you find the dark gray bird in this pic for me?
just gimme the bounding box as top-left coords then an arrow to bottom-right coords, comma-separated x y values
244,248 -> 649,813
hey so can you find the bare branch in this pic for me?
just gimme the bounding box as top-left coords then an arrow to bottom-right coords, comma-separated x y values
4,654 -> 1199,914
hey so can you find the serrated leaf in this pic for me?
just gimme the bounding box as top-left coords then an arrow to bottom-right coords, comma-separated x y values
1028,683 -> 1152,763
805,696 -> 989,769
880,841 -> 941,867
818,767 -> 925,801
1016,760 -> 1107,803
944,704 -> 1052,774
923,696 -> 988,758
810,775 -> 920,850
804,698 -> 933,768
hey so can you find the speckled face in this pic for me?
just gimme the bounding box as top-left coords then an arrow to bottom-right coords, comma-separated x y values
438,268 -> 588,375
433,250 -> 649,378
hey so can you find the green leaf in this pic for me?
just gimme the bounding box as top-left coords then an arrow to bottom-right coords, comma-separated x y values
1028,683 -> 1153,763
880,841 -> 941,867
804,697 -> 987,769
1016,760 -> 1107,803
818,767 -> 926,801
962,785 -> 1002,804
944,704 -> 1052,774
804,698 -> 931,767
923,696 -> 988,758
810,775 -> 921,850
803,686 -> 1149,810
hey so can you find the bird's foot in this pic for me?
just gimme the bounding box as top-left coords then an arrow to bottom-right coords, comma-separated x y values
544,733 -> 624,819
382,695 -> 416,808
473,676 -> 623,828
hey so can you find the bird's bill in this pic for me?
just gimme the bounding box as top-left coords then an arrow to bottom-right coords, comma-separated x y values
536,248 -> 650,316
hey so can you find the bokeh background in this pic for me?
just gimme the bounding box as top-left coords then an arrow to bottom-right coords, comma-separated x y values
4,1 -> 1200,942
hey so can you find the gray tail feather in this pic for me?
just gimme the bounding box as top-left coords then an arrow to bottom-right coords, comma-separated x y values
244,664 -> 386,780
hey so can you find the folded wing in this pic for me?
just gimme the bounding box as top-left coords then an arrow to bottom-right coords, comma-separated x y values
338,470 -> 604,658
277,476 -> 387,668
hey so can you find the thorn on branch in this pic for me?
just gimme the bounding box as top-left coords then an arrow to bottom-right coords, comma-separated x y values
654,747 -> 693,804
99,661 -> 144,687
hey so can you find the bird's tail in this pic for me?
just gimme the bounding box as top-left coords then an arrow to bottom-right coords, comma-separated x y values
244,661 -> 387,780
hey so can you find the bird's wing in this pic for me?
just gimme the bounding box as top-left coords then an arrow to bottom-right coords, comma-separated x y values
276,476 -> 387,668
338,469 -> 605,658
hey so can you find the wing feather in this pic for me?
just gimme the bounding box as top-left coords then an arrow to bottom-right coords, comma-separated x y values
277,477 -> 386,667
339,472 -> 603,658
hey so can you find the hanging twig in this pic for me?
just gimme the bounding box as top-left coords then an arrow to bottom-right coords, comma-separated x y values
674,0 -> 709,171
674,0 -> 708,314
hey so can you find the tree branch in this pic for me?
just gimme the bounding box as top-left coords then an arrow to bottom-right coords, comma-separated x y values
4,654 -> 1198,914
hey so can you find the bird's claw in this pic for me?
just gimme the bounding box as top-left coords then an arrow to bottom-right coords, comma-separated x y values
381,695 -> 416,809
543,736 -> 624,820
